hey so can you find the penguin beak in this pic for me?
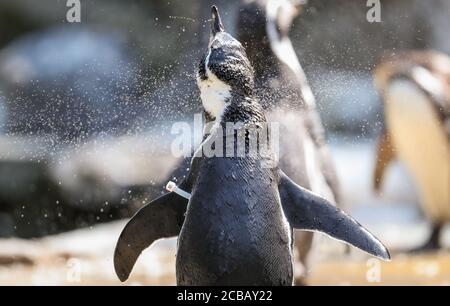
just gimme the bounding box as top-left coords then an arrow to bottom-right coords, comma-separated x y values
211,6 -> 225,39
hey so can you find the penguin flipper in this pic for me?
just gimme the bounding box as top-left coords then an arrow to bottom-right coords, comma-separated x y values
114,192 -> 188,282
279,171 -> 390,261
373,130 -> 395,192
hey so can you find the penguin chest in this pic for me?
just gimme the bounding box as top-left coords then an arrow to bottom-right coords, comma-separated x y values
385,79 -> 450,222
175,159 -> 293,285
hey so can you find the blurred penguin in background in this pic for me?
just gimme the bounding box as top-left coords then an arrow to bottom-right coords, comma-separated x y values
374,50 -> 450,251
237,0 -> 341,282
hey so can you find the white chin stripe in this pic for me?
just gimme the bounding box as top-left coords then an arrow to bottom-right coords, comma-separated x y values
197,49 -> 231,120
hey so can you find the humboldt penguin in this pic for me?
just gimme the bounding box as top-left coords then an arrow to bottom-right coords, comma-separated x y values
373,50 -> 450,251
237,0 -> 341,278
114,6 -> 389,285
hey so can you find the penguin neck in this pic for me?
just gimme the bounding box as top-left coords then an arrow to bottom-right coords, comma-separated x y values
239,35 -> 278,78
264,2 -> 316,108
265,0 -> 301,77
219,93 -> 266,125
200,77 -> 264,126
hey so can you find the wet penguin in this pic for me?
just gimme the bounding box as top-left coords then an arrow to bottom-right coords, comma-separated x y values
373,50 -> 450,251
237,0 -> 340,277
113,6 -> 389,285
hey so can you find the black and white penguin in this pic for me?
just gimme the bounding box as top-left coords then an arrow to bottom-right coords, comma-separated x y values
114,6 -> 389,285
237,0 -> 340,277
373,50 -> 450,250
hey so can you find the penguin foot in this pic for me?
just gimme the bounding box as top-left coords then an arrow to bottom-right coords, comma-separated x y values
294,276 -> 309,286
409,225 -> 441,254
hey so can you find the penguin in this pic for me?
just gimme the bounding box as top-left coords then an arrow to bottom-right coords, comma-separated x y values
236,0 -> 341,278
114,6 -> 389,285
373,50 -> 450,251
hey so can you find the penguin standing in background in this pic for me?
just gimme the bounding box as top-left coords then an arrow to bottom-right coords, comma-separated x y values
373,50 -> 450,251
237,0 -> 340,278
114,6 -> 389,286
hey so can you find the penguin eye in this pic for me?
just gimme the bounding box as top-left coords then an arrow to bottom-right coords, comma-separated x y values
198,53 -> 207,81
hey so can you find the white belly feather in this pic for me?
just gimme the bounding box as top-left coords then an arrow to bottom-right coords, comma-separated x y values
385,79 -> 450,222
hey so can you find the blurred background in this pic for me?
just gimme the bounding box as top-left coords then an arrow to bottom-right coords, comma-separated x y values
0,0 -> 449,285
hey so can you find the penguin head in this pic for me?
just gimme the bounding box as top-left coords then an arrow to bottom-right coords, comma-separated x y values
238,0 -> 305,42
197,6 -> 255,121
237,0 -> 305,70
267,0 -> 305,38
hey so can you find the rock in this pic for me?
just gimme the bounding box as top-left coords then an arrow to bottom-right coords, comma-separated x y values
0,221 -> 177,285
0,26 -> 144,141
0,131 -> 186,238
52,132 -> 184,212
0,0 -> 200,64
